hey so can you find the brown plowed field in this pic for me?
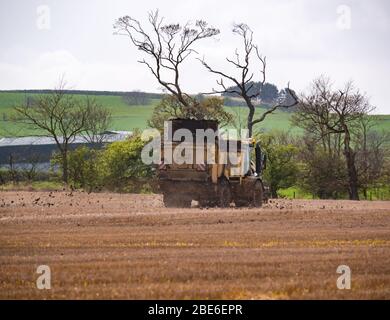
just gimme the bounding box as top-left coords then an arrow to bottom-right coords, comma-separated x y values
0,191 -> 389,299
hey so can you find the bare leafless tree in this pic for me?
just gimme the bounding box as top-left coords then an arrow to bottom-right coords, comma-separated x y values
21,153 -> 41,182
82,97 -> 112,144
199,23 -> 298,137
354,116 -> 390,198
13,80 -> 111,183
295,76 -> 375,200
114,10 -> 220,107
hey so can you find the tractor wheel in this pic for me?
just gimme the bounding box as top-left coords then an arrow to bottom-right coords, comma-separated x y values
217,178 -> 232,208
234,200 -> 249,207
199,200 -> 217,208
179,197 -> 192,208
163,194 -> 191,208
179,198 -> 192,208
252,181 -> 263,208
163,194 -> 177,207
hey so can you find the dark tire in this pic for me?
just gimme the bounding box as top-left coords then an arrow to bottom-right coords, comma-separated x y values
179,199 -> 192,208
234,200 -> 249,207
163,194 -> 191,208
252,181 -> 263,208
199,200 -> 217,208
217,178 -> 231,208
163,193 -> 177,207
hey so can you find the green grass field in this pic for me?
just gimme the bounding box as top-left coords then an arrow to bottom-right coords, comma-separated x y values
278,186 -> 390,201
0,91 -> 389,137
0,93 -> 162,137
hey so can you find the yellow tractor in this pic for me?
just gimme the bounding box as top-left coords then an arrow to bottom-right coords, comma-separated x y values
158,119 -> 267,208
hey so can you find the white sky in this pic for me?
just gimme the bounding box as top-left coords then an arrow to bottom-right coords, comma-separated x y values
0,0 -> 389,113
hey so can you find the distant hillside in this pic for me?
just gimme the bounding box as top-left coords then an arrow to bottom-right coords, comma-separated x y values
0,89 -> 165,99
0,91 -> 389,138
